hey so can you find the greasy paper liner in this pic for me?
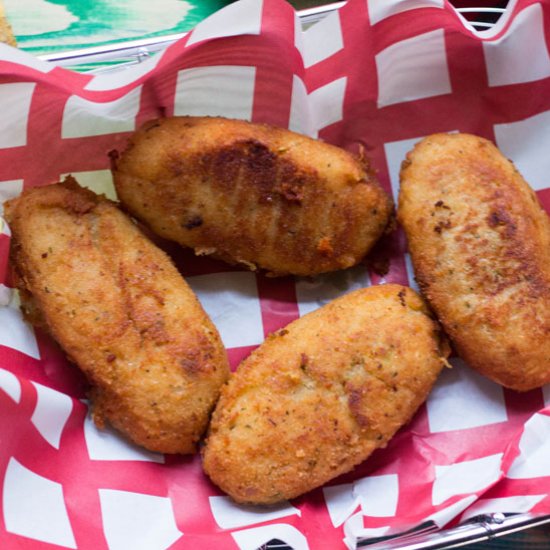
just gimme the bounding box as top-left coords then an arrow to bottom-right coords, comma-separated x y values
0,0 -> 550,548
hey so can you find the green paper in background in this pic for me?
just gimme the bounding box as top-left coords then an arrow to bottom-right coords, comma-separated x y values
2,0 -> 332,71
4,0 -> 232,70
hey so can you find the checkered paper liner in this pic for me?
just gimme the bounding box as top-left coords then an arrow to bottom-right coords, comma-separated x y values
0,0 -> 550,548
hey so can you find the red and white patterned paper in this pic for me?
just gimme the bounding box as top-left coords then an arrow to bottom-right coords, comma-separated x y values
1,0 -> 550,548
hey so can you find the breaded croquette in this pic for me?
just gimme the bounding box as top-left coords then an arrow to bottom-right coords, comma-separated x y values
111,116 -> 393,276
202,284 -> 449,504
5,177 -> 229,453
398,133 -> 550,391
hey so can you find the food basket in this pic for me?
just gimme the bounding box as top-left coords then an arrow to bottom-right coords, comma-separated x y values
1,0 -> 550,548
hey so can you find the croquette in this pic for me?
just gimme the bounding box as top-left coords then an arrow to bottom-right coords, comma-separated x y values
5,177 -> 230,453
398,133 -> 550,391
202,284 -> 449,504
111,116 -> 393,276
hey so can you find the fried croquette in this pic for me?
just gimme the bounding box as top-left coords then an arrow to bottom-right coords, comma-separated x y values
5,177 -> 229,453
111,116 -> 393,276
202,284 -> 449,504
398,133 -> 550,391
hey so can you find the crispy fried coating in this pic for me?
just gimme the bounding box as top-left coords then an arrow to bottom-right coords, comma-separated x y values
0,2 -> 16,47
111,116 -> 393,276
398,133 -> 550,391
5,177 -> 229,453
202,284 -> 449,504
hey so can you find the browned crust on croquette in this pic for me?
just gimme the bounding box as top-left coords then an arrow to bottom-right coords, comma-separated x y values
111,116 -> 393,276
202,284 -> 449,504
5,178 -> 229,453
398,133 -> 550,391
0,3 -> 16,47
